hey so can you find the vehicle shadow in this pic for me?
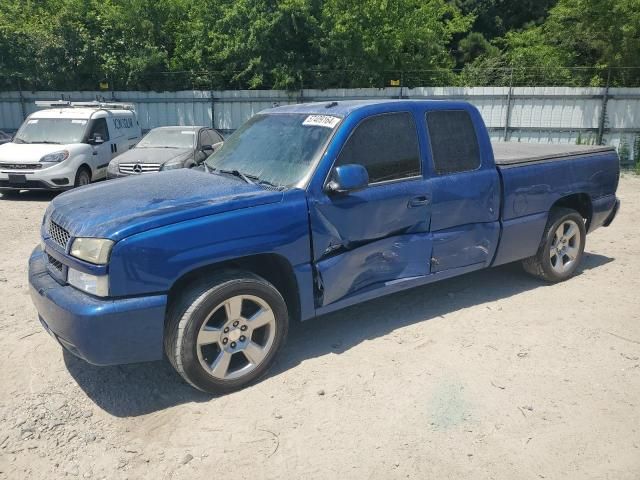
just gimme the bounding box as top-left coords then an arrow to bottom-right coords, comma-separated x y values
0,190 -> 60,202
64,252 -> 613,417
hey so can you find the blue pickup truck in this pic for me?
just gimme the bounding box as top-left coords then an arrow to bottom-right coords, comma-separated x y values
29,100 -> 620,393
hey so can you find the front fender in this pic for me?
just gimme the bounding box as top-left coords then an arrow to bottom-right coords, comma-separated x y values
108,189 -> 311,297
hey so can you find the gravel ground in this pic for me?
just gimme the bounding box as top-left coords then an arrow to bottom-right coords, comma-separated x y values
0,175 -> 639,480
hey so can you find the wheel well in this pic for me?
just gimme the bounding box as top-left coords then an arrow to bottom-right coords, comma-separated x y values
167,254 -> 301,322
551,193 -> 592,229
78,164 -> 92,180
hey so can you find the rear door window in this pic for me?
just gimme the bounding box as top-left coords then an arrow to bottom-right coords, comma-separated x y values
335,112 -> 420,184
426,110 -> 480,174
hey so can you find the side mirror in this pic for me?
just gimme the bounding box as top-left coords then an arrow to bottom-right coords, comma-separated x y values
90,134 -> 104,145
325,164 -> 369,194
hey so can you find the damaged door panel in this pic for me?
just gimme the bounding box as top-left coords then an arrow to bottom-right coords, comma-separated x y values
314,232 -> 431,306
308,111 -> 432,308
309,180 -> 432,306
431,222 -> 499,272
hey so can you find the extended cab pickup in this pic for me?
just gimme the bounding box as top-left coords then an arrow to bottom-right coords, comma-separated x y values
28,100 -> 620,393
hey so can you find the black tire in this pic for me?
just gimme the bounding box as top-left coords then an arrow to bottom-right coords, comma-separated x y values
164,271 -> 289,394
74,166 -> 91,187
522,207 -> 586,282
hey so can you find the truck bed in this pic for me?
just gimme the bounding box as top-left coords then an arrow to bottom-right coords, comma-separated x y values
492,142 -> 615,167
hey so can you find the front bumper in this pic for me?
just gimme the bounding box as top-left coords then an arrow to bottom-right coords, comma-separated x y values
0,162 -> 76,190
28,247 -> 167,365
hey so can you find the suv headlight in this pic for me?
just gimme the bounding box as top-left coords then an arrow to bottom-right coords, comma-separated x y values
107,161 -> 119,174
70,238 -> 114,265
40,150 -> 70,163
160,159 -> 185,171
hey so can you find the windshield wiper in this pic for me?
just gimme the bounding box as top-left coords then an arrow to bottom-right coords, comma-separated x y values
256,178 -> 283,190
38,141 -> 61,145
215,168 -> 255,185
207,166 -> 283,189
13,138 -> 28,144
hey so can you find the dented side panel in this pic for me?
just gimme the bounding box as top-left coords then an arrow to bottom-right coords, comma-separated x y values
309,178 -> 432,308
431,222 -> 500,272
315,233 -> 431,306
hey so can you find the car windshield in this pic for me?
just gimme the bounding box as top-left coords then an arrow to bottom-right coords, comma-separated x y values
205,113 -> 339,187
137,129 -> 196,149
13,118 -> 88,144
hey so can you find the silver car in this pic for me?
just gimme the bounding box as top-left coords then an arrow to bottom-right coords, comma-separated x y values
107,126 -> 223,178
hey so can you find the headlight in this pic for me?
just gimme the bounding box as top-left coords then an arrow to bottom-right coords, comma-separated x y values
40,150 -> 70,163
68,268 -> 109,297
160,159 -> 184,171
70,238 -> 114,265
107,161 -> 119,174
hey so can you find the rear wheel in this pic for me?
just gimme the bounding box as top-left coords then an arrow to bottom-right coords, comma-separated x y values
522,207 -> 586,282
164,271 -> 289,394
74,167 -> 91,187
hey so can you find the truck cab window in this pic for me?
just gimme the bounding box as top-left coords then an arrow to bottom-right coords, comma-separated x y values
335,112 -> 420,184
426,110 -> 480,174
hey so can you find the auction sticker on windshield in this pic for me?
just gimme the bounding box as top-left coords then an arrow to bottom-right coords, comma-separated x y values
302,115 -> 340,129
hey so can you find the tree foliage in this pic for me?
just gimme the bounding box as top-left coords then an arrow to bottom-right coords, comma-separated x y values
0,0 -> 638,90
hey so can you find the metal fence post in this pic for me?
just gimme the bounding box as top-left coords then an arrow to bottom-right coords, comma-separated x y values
503,68 -> 514,141
597,68 -> 611,145
210,74 -> 215,130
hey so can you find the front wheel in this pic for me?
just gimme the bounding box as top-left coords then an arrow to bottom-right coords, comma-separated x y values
74,166 -> 91,187
522,207 -> 586,282
164,271 -> 289,394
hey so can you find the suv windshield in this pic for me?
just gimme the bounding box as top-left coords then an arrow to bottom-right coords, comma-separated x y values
205,113 -> 339,187
137,129 -> 196,149
14,118 -> 88,144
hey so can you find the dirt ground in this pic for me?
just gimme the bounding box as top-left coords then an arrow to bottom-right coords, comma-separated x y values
0,175 -> 638,480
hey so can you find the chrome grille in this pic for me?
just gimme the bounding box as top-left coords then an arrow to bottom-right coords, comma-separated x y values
0,163 -> 42,170
47,219 -> 70,250
46,253 -> 63,272
119,163 -> 162,174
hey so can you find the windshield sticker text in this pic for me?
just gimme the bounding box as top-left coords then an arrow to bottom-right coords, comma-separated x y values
302,115 -> 340,129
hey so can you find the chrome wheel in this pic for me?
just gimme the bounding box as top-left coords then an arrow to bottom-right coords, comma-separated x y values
550,219 -> 581,274
195,294 -> 277,380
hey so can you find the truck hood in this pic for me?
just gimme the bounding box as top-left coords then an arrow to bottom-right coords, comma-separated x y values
0,142 -> 79,164
110,147 -> 193,165
46,169 -> 283,240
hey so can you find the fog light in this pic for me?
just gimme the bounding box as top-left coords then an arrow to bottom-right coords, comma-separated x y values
67,268 -> 109,297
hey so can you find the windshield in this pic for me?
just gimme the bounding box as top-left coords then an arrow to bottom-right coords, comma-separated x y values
14,118 -> 88,144
137,129 -> 196,149
205,113 -> 339,187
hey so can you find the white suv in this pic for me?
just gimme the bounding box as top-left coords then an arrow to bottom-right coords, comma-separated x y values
0,101 -> 142,192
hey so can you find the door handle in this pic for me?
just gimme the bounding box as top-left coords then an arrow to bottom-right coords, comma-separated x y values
408,195 -> 430,208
